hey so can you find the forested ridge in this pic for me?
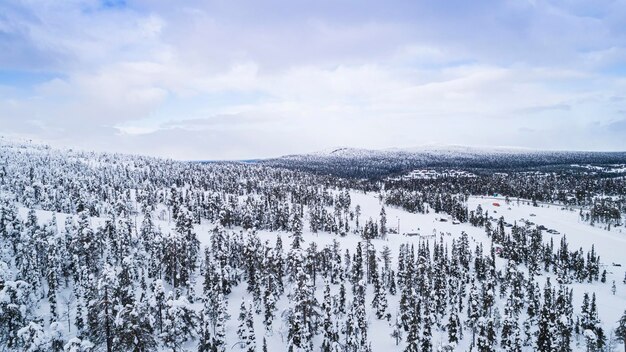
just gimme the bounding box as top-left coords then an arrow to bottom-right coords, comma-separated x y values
1,140 -> 625,352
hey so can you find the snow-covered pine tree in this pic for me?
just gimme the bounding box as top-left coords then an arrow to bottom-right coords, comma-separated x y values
447,299 -> 462,346
404,305 -> 420,352
213,292 -> 228,352
379,206 -> 387,239
198,297 -> 214,352
391,313 -> 403,346
321,281 -> 338,352
287,251 -> 316,352
616,310 -> 626,352
17,321 -> 47,351
244,304 -> 256,352
160,293 -> 197,350
536,278 -> 557,352
420,303 -> 433,352
0,280 -> 35,348
555,284 -> 573,352
112,300 -> 156,351
500,300 -> 521,352
371,268 -> 388,319
49,321 -> 65,352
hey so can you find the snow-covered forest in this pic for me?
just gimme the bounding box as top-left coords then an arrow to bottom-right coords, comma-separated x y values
1,139 -> 626,352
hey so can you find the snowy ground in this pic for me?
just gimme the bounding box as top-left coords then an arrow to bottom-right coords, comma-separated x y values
19,190 -> 626,351
221,191 -> 626,351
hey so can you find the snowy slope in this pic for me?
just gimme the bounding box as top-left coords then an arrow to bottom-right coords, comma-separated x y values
16,189 -> 626,352
2,139 -> 625,352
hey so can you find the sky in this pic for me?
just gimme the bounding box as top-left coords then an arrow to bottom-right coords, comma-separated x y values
1,0 -> 626,160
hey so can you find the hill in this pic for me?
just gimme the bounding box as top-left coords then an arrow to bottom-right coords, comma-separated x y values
259,145 -> 626,179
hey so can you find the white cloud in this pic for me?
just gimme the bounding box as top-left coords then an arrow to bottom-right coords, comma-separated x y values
0,0 -> 625,158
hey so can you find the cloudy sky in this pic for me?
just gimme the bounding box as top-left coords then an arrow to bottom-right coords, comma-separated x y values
1,0 -> 625,159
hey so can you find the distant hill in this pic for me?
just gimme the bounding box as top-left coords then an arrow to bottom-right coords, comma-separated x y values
258,145 -> 626,179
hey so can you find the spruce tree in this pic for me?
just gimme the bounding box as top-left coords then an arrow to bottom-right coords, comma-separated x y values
213,293 -> 228,352
616,310 -> 626,352
160,294 -> 197,351
536,278 -> 556,352
420,306 -> 433,352
49,322 -> 65,352
198,298 -> 214,352
391,313 -> 403,346
0,280 -> 34,348
447,303 -> 461,346
404,311 -> 420,352
321,282 -> 337,352
244,305 -> 256,352
371,269 -> 388,319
